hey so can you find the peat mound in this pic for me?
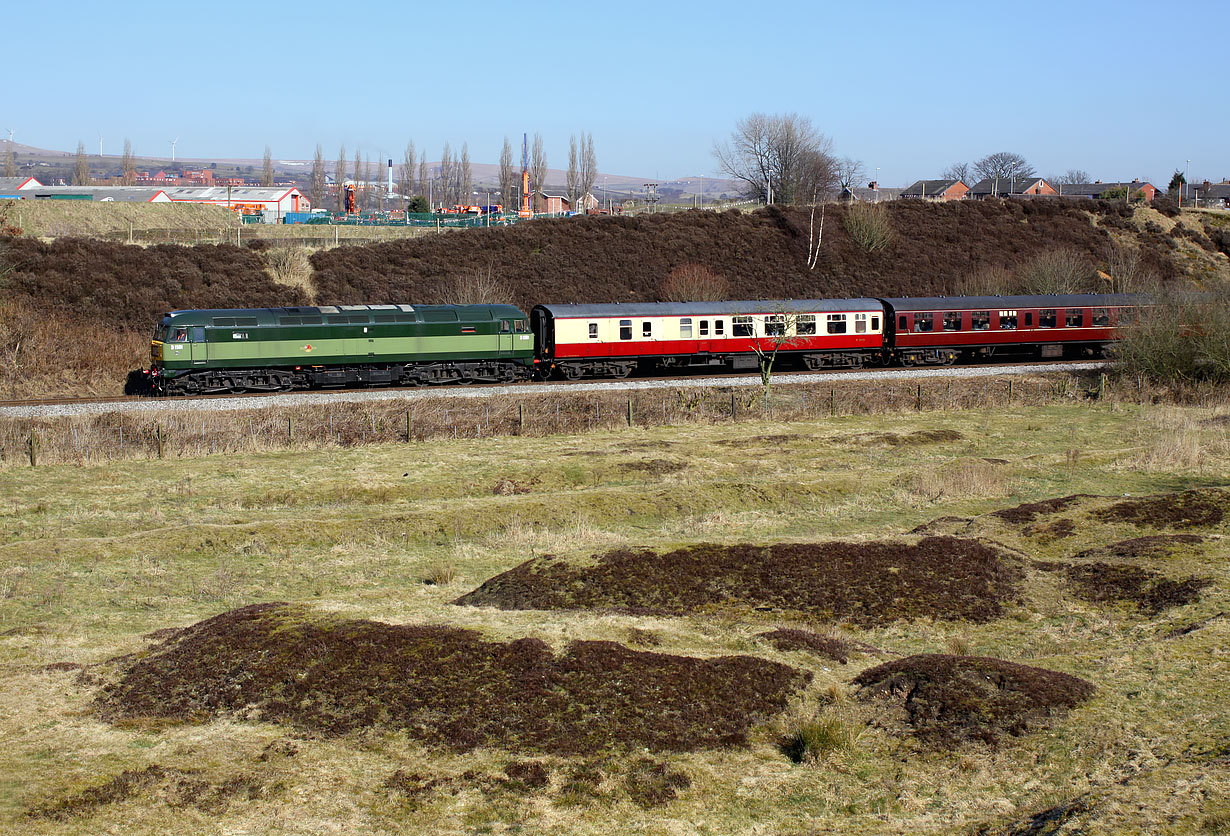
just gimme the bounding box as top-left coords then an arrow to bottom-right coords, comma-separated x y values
1062,562 -> 1211,614
1073,534 -> 1205,561
991,495 -> 1096,524
97,603 -> 806,753
1093,489 -> 1229,530
28,764 -> 275,820
756,628 -> 881,664
454,536 -> 1023,626
853,654 -> 1095,747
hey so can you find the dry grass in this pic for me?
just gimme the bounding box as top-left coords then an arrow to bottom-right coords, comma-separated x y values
0,402 -> 1228,834
262,244 -> 316,301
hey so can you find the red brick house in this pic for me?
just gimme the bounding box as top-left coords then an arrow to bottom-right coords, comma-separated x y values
968,176 -> 1056,198
1059,180 -> 1158,202
901,179 -> 968,201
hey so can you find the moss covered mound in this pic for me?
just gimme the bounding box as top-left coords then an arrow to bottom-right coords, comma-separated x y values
991,494 -> 1096,524
456,537 -> 1022,627
97,603 -> 807,753
1073,534 -> 1204,560
1063,562 -> 1210,613
853,654 -> 1095,747
1093,490 -> 1229,530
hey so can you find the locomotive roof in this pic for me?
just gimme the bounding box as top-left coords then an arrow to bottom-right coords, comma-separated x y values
162,303 -> 527,323
881,293 -> 1147,311
534,299 -> 884,318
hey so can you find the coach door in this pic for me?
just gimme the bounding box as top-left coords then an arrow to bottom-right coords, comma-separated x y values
189,327 -> 208,365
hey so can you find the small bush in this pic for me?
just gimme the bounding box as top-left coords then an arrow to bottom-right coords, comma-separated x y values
264,245 -> 315,300
660,263 -> 729,302
1016,247 -> 1097,294
423,563 -> 457,586
843,202 -> 895,252
1114,289 -> 1230,383
779,715 -> 852,763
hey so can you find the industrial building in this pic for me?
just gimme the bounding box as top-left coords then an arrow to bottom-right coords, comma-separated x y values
162,186 -> 308,218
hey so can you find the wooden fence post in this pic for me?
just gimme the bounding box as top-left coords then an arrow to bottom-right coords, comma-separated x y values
1008,379 -> 1014,405
28,433 -> 38,467
1098,373 -> 1107,400
519,403 -> 525,432
287,417 -> 294,443
731,392 -> 737,420
626,397 -> 633,427
830,387 -> 836,417
915,384 -> 922,412
155,422 -> 164,459
407,410 -> 413,441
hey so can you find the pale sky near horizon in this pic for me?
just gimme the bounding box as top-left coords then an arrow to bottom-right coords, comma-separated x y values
6,0 -> 1227,186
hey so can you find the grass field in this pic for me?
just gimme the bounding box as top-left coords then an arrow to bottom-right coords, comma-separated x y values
1,402 -> 1228,835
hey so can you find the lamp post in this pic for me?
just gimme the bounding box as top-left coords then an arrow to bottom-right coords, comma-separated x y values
875,167 -> 880,201
603,176 -> 607,213
1181,159 -> 1190,208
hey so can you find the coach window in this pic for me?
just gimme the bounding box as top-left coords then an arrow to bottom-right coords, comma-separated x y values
853,313 -> 868,333
1039,309 -> 1057,328
797,314 -> 816,335
699,319 -> 709,336
680,317 -> 693,338
999,311 -> 1018,330
971,311 -> 991,331
943,311 -> 961,331
914,312 -> 934,332
764,314 -> 785,336
588,322 -> 599,340
1092,308 -> 1109,326
714,319 -> 726,336
642,321 -> 653,338
827,314 -> 848,334
871,316 -> 880,331
733,316 -> 754,337
1066,308 -> 1084,327
898,315 -> 908,331
619,319 -> 632,340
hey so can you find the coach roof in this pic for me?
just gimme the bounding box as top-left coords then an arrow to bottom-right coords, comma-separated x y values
881,294 -> 1146,312
535,299 -> 884,318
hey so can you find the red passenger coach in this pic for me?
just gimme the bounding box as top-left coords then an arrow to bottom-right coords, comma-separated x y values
531,299 -> 885,379
881,294 -> 1145,364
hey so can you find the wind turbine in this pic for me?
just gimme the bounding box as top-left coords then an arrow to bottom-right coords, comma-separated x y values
168,137 -> 179,163
99,132 -> 104,158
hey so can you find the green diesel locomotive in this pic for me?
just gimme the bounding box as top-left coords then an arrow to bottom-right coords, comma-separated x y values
141,303 -> 535,394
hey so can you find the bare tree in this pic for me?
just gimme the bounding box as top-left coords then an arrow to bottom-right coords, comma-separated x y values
72,141 -> 90,186
262,145 -> 274,186
566,135 -> 579,206
1,141 -> 13,178
439,142 -> 453,206
836,157 -> 865,191
460,143 -> 472,206
498,136 -> 515,212
309,144 -> 326,208
399,140 -> 416,198
661,264 -> 729,301
579,132 -> 597,210
362,154 -> 372,209
746,307 -> 803,408
1059,169 -> 1091,185
352,149 -> 363,208
121,138 -> 136,185
530,133 -> 547,210
713,112 -> 835,204
973,151 -> 1036,193
418,151 -> 428,205
334,145 -> 347,209
941,161 -> 971,183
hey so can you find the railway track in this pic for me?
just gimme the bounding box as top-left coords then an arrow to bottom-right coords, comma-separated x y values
0,360 -> 1106,419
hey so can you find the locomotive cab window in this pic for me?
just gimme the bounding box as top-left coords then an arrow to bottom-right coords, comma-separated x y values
914,312 -> 934,332
797,314 -> 816,335
500,320 -> 511,333
679,317 -> 693,338
943,312 -> 961,331
166,327 -> 189,342
764,314 -> 785,336
515,319 -> 530,333
1066,309 -> 1084,327
619,319 -> 632,340
1039,309 -> 1057,328
971,311 -> 990,331
1092,308 -> 1110,326
827,314 -> 847,335
189,327 -> 205,342
732,316 -> 753,337
588,322 -> 599,339
699,319 -> 709,337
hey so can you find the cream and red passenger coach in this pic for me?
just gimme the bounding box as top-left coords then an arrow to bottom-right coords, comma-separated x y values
531,300 -> 885,379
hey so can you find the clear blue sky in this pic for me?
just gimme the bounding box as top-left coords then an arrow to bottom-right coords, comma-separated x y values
6,0 -> 1226,186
